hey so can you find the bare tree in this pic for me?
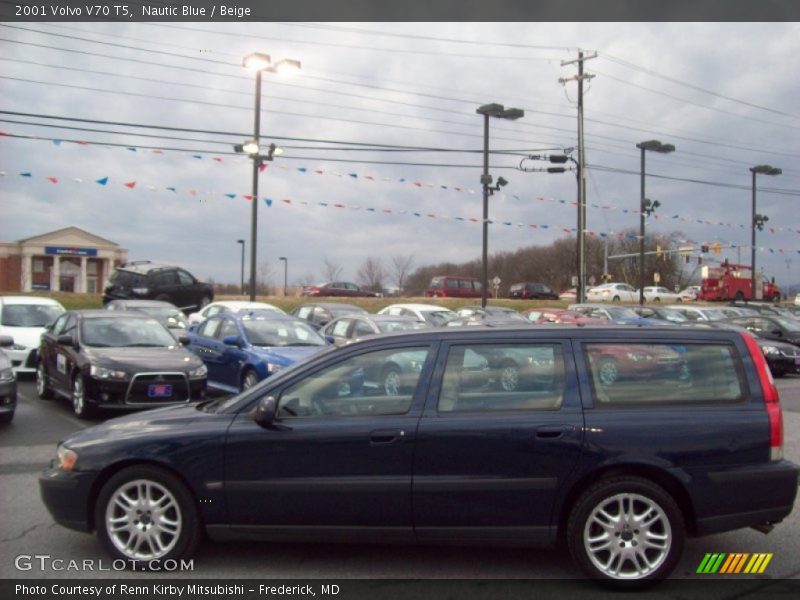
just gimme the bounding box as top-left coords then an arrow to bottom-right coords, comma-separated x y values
356,257 -> 387,292
322,257 -> 343,282
257,261 -> 273,295
390,254 -> 415,293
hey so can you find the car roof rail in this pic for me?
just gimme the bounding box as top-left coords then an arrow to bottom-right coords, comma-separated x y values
122,260 -> 153,267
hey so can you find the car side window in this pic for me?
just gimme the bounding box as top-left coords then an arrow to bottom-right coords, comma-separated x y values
218,319 -> 239,340
352,320 -> 374,337
276,347 -> 430,418
330,319 -> 351,338
437,343 -> 565,413
197,317 -> 222,338
61,314 -> 77,335
51,314 -> 69,335
177,270 -> 195,285
446,279 -> 459,289
585,343 -> 745,406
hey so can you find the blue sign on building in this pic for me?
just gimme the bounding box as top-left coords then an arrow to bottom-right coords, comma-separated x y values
44,246 -> 98,257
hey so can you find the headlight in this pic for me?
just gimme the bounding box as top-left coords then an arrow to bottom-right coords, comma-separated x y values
89,365 -> 128,380
132,287 -> 150,295
0,368 -> 14,383
56,445 -> 78,472
11,343 -> 26,351
761,346 -> 780,355
626,352 -> 652,361
266,363 -> 283,375
189,364 -> 207,378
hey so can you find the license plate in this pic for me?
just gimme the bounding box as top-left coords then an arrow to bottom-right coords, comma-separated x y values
795,357 -> 800,365
148,384 -> 173,398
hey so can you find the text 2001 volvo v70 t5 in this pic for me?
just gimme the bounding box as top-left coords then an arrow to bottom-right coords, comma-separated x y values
40,326 -> 797,587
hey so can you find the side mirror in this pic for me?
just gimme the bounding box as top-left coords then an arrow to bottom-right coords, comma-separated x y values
325,335 -> 336,345
772,329 -> 782,337
223,335 -> 242,347
57,334 -> 74,347
252,395 -> 277,428
0,335 -> 13,348
178,335 -> 191,346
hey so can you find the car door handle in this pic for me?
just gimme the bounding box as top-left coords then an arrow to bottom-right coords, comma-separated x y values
535,425 -> 575,440
369,429 -> 405,445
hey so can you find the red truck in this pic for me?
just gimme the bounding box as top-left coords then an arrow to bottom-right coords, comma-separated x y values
698,262 -> 781,302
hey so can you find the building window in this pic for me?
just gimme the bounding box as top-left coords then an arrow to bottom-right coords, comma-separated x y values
33,259 -> 45,273
87,261 -> 98,275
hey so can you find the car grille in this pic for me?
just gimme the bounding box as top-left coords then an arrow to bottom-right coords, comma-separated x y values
125,372 -> 191,405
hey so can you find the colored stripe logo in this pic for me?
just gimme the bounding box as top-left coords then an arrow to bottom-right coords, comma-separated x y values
697,553 -> 773,574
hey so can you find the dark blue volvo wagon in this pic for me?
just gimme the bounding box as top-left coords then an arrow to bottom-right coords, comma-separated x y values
40,326 -> 798,586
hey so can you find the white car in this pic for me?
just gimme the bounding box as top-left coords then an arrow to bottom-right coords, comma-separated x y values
586,283 -> 638,303
377,303 -> 457,327
0,296 -> 65,373
795,292 -> 800,307
187,300 -> 286,325
665,304 -> 728,322
640,286 -> 681,303
678,286 -> 701,302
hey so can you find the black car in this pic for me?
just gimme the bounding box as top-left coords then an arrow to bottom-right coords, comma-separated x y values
39,326 -> 798,586
726,315 -> 800,347
291,302 -> 368,330
0,335 -> 17,423
102,261 -> 214,314
36,310 -> 207,418
104,299 -> 190,337
508,282 -> 559,300
321,314 -> 428,345
454,305 -> 528,322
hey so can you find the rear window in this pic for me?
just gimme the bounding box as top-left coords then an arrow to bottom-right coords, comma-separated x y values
585,342 -> 746,406
109,270 -> 145,288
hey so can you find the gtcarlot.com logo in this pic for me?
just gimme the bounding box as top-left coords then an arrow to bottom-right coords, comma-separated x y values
696,553 -> 773,574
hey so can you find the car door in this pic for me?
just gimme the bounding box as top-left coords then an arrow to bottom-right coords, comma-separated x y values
413,337 -> 584,544
176,269 -> 201,310
40,313 -> 70,393
223,343 -> 436,539
215,317 -> 249,390
187,317 -> 226,387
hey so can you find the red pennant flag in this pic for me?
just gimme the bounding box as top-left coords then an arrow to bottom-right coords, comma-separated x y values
413,182 -> 422,187
281,199 -> 292,204
383,209 -> 392,213
124,181 -> 136,189
189,189 -> 197,196
334,203 -> 345,208
47,176 -> 58,184
152,150 -> 164,155
315,169 -> 324,174
364,176 -> 374,181
243,195 -> 254,201
259,163 -> 268,173
213,157 -> 223,162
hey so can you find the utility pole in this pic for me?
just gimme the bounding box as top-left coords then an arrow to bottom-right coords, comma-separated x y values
560,51 -> 596,303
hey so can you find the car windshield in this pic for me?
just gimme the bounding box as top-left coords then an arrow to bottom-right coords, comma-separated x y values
657,309 -> 688,323
421,310 -> 456,326
486,308 -> 527,321
81,317 -> 176,347
772,316 -> 800,330
243,319 -> 327,347
1,304 -> 64,327
701,309 -> 728,321
375,320 -> 428,333
329,306 -> 367,318
605,307 -> 640,319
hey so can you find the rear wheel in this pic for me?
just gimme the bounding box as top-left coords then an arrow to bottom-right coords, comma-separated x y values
0,412 -> 13,424
653,297 -> 661,303
612,296 -> 621,303
734,291 -> 745,301
498,360 -> 520,392
567,476 -> 684,587
597,357 -> 620,385
95,465 -> 200,566
382,366 -> 402,396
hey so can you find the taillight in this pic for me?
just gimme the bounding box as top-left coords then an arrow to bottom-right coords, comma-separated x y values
741,333 -> 783,460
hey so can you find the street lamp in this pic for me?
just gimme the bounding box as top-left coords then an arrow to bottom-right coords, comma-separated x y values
750,165 -> 781,299
476,103 -> 524,308
238,52 -> 301,301
636,140 -> 675,305
236,239 -> 245,295
278,256 -> 288,297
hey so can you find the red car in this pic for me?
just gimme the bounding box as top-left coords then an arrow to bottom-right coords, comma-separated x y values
301,282 -> 379,298
523,308 -> 605,325
587,343 -> 687,385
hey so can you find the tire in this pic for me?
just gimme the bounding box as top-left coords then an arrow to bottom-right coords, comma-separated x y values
735,291 -> 745,301
498,360 -> 520,392
653,297 -> 661,303
597,357 -> 620,385
241,369 -> 259,391
36,361 -> 54,400
95,465 -> 200,566
200,296 -> 212,308
71,374 -> 96,419
612,296 -> 621,303
0,412 -> 13,424
567,476 -> 684,587
382,366 -> 402,396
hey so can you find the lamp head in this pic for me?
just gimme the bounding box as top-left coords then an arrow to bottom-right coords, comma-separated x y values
496,177 -> 509,188
274,59 -> 301,75
751,165 -> 782,176
243,52 -> 271,71
476,103 -> 505,117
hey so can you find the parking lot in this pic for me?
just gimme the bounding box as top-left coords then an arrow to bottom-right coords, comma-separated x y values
1,375 -> 799,587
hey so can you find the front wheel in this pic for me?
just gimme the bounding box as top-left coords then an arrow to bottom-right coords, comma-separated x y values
36,362 -> 53,399
567,476 -> 684,587
95,465 -> 200,566
71,374 -> 96,419
612,296 -> 621,303
241,369 -> 260,391
382,366 -> 402,396
597,357 -> 620,385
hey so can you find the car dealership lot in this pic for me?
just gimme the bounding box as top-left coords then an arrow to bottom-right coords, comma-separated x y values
1,376 -> 799,584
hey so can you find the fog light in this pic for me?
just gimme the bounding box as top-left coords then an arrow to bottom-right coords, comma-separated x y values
100,393 -> 110,401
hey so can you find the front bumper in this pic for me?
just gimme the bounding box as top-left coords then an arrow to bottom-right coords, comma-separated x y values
7,346 -> 37,374
39,467 -> 97,532
0,377 -> 17,414
83,373 -> 206,409
765,352 -> 800,375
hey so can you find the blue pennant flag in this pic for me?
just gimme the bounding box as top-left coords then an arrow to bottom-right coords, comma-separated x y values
95,177 -> 109,185
264,198 -> 272,207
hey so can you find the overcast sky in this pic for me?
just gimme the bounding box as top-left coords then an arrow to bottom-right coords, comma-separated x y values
1,20 -> 799,289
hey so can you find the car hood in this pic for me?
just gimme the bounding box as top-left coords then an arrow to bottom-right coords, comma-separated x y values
250,344 -> 326,365
0,325 -> 46,348
84,346 -> 204,371
59,401 -> 232,453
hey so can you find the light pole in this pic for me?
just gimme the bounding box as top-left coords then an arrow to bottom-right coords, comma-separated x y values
236,239 -> 245,295
278,256 -> 288,296
476,103 -> 524,308
636,140 -> 675,305
238,52 -> 301,301
750,165 -> 781,299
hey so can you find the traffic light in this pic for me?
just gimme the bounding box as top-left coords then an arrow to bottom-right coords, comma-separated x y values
701,244 -> 710,253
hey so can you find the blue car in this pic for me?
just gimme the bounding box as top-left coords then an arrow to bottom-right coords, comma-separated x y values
185,312 -> 329,393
